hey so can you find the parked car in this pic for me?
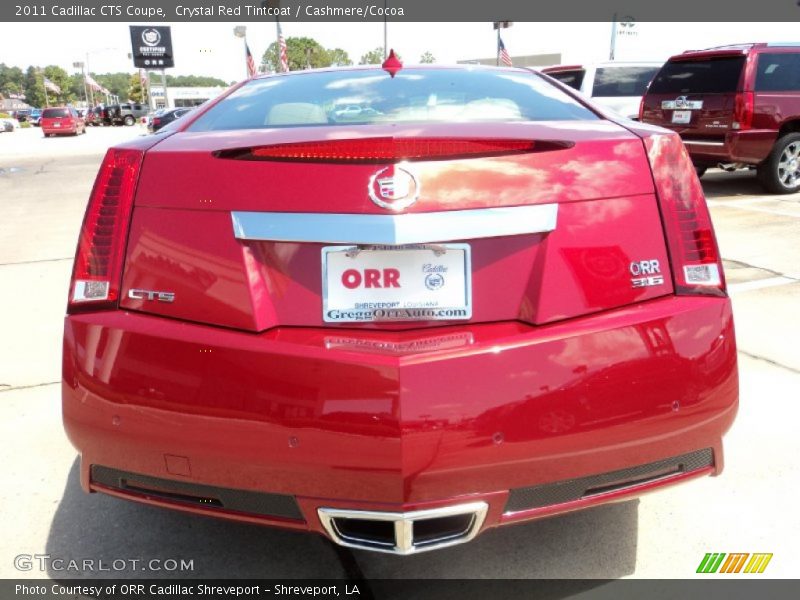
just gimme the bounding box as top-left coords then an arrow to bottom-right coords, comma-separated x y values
640,43 -> 800,193
1,120 -> 13,133
63,64 -> 737,555
84,108 -> 97,127
0,113 -> 20,130
148,107 -> 193,133
40,107 -> 86,136
541,62 -> 662,120
13,109 -> 31,122
29,108 -> 42,126
105,103 -> 149,126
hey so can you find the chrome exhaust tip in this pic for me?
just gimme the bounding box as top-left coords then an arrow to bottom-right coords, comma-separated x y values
318,502 -> 488,555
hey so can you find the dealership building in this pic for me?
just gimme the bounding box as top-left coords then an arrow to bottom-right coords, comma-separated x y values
148,85 -> 228,109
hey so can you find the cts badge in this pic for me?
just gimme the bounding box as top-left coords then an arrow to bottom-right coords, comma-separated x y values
368,164 -> 420,211
128,289 -> 176,303
630,259 -> 664,288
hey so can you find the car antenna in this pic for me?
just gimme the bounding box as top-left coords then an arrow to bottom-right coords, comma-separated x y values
382,49 -> 403,78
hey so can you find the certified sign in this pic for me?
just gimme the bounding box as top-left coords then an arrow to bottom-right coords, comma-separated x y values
322,245 -> 472,322
129,26 -> 175,69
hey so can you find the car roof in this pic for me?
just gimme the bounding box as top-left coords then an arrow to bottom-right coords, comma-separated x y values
249,63 -> 531,82
541,61 -> 662,72
671,43 -> 800,61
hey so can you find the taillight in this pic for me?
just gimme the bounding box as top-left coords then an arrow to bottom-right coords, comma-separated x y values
732,91 -> 754,131
645,133 -> 725,297
68,148 -> 143,313
216,137 -> 572,163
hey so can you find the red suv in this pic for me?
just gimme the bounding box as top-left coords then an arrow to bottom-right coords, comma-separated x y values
41,107 -> 86,137
63,65 -> 738,555
641,43 -> 800,193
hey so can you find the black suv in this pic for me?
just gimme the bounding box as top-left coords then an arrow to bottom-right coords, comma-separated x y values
105,103 -> 149,126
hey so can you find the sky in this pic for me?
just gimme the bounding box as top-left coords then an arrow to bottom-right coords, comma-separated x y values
1,21 -> 798,83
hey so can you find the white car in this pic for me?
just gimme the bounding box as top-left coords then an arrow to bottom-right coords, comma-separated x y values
1,117 -> 21,130
540,62 -> 662,120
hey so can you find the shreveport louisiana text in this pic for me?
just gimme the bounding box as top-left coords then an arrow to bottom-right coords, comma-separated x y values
17,583 -> 361,596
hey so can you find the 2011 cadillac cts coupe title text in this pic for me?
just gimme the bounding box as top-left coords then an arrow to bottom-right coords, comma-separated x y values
62,60 -> 738,554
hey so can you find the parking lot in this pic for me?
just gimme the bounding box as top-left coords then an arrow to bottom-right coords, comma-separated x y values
0,126 -> 798,581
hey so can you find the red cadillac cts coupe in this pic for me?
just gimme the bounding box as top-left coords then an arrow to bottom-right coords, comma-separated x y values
62,61 -> 738,554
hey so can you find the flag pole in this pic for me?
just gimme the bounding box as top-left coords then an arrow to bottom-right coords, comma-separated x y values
609,13 -> 618,60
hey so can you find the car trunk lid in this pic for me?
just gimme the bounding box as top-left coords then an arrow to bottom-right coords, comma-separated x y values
119,121 -> 674,331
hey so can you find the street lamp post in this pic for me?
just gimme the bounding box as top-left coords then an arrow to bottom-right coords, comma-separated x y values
73,61 -> 89,108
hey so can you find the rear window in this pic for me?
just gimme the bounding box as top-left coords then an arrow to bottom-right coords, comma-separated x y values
188,68 -> 597,131
648,57 -> 745,95
592,66 -> 660,97
755,52 -> 800,91
545,69 -> 586,91
42,108 -> 69,118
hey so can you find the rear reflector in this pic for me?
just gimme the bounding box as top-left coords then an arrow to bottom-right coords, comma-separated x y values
732,92 -> 754,131
645,133 -> 725,296
216,137 -> 571,163
68,148 -> 143,312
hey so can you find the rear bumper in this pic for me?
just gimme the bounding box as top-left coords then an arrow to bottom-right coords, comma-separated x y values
42,125 -> 77,135
63,295 -> 738,542
682,129 -> 777,166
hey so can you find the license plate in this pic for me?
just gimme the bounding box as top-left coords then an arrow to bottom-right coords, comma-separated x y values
671,110 -> 692,124
53,122 -> 61,128
322,244 -> 472,323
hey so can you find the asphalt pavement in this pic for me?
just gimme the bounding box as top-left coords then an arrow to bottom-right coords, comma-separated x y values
0,126 -> 798,582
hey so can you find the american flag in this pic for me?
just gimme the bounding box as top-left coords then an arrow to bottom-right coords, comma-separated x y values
43,77 -> 61,94
278,22 -> 289,72
498,36 -> 512,67
245,42 -> 257,78
85,74 -> 103,92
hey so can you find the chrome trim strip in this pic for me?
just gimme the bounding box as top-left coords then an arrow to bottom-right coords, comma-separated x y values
683,140 -> 726,147
231,204 -> 558,245
318,502 -> 488,555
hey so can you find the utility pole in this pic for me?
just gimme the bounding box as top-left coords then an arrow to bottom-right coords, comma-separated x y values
609,14 -> 618,61
73,62 -> 88,108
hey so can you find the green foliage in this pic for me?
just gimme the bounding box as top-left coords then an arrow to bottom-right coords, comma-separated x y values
419,51 -> 436,64
2,64 -> 229,107
24,66 -> 43,107
359,47 -> 385,65
261,37 -> 352,73
128,73 -> 145,103
165,74 -> 228,87
328,48 -> 353,67
20,121 -> 31,128
0,63 -> 25,96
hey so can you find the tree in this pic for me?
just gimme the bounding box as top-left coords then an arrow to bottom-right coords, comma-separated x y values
40,65 -> 74,105
359,47 -> 385,65
328,48 -> 353,67
24,66 -> 44,107
0,63 -> 25,97
166,74 -> 228,87
262,37 -> 331,72
419,51 -> 436,64
128,73 -> 146,103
